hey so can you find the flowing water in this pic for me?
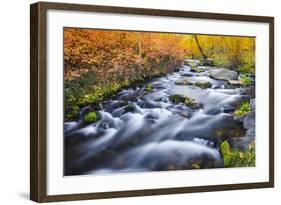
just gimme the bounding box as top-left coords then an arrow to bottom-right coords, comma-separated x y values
64,64 -> 247,176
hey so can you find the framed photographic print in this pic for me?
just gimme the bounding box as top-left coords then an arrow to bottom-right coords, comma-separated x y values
30,1 -> 274,202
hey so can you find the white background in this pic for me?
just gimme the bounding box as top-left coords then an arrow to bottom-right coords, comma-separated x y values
0,0 -> 279,204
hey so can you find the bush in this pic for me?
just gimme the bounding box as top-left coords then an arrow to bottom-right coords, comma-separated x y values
240,75 -> 252,86
220,141 -> 255,167
234,101 -> 251,117
84,111 -> 97,123
238,64 -> 255,75
65,105 -> 79,120
145,84 -> 153,92
212,54 -> 230,66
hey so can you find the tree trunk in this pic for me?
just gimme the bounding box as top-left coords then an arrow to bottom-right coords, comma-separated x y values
137,32 -> 142,58
136,33 -> 142,78
194,35 -> 207,60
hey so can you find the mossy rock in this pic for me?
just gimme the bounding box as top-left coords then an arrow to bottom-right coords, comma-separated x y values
169,94 -> 186,104
190,67 -> 205,73
169,94 -> 199,108
175,79 -> 192,86
84,111 -> 97,123
184,97 -> 198,107
194,82 -> 212,89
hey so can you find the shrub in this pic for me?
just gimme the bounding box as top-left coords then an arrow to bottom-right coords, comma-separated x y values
240,75 -> 252,86
220,141 -> 255,167
234,101 -> 251,117
84,111 -> 97,123
212,54 -> 230,66
238,64 -> 255,75
145,84 -> 153,92
65,105 -> 79,120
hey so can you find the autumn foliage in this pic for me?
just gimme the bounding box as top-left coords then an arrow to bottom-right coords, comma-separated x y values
64,29 -> 185,83
64,28 -> 255,120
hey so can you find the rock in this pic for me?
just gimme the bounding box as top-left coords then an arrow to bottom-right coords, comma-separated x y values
169,94 -> 186,103
250,98 -> 255,110
230,127 -> 255,151
228,80 -> 242,85
184,97 -> 199,108
181,73 -> 193,77
190,67 -> 206,73
194,82 -> 212,89
175,79 -> 212,89
184,59 -> 200,67
169,94 -> 199,108
202,58 -> 214,66
243,111 -> 255,130
209,68 -> 238,81
241,86 -> 255,99
234,115 -> 247,123
175,79 -> 192,85
124,104 -> 136,113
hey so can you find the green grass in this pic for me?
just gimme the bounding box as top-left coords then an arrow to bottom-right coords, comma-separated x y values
220,141 -> 255,168
84,111 -> 97,123
234,101 -> 251,117
237,64 -> 255,75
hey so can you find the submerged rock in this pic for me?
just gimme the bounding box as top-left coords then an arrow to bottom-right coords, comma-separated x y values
209,68 -> 238,81
175,79 -> 192,85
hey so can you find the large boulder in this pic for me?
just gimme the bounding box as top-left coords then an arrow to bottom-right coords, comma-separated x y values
209,68 -> 238,81
243,111 -> 255,130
